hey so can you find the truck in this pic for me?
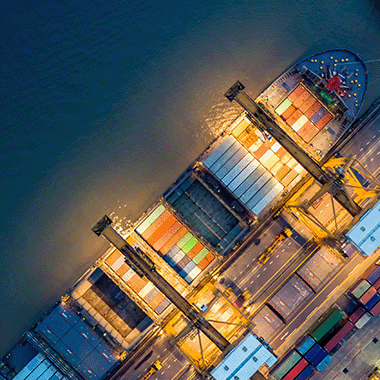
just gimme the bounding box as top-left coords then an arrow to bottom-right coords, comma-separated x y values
138,361 -> 163,380
258,228 -> 293,265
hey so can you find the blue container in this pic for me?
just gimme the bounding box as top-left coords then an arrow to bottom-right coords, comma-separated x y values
215,147 -> 246,180
203,136 -> 235,168
296,335 -> 316,355
316,355 -> 333,372
365,293 -> 380,310
366,266 -> 380,285
294,365 -> 315,380
310,107 -> 327,124
305,343 -> 326,366
310,350 -> 328,367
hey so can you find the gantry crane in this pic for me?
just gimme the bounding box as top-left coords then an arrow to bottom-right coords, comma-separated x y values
225,81 -> 362,217
92,216 -> 230,351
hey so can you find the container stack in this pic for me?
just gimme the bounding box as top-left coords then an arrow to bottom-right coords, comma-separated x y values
104,249 -> 172,315
135,204 -> 215,284
350,265 -> 380,318
275,84 -> 332,143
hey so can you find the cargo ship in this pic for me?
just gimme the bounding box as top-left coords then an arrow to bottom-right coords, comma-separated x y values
0,49 -> 368,380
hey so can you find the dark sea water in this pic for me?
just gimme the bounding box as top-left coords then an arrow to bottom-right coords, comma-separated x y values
2,0 -> 380,356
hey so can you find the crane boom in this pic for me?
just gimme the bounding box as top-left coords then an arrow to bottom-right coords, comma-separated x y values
92,216 -> 230,351
225,81 -> 361,217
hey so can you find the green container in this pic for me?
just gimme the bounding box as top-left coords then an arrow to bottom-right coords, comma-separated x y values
351,279 -> 371,299
182,236 -> 198,254
193,248 -> 209,264
310,308 -> 344,342
136,204 -> 166,235
275,98 -> 292,116
176,232 -> 194,249
319,90 -> 333,104
270,351 -> 302,380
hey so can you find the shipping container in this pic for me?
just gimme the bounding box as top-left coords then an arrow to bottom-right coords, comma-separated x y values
228,159 -> 260,192
310,107 -> 327,125
254,143 -> 269,159
287,110 -> 303,127
209,141 -> 241,173
351,279 -> 371,299
246,177 -> 278,209
355,312 -> 372,329
135,204 -> 166,235
281,170 -> 299,187
152,221 -> 182,251
315,112 -> 333,129
269,350 -> 302,380
370,300 -> 380,316
373,277 -> 380,290
234,167 -> 266,199
154,298 -> 171,314
164,245 -> 181,262
288,85 -> 305,102
203,135 -> 235,168
365,266 -> 380,285
291,115 -> 309,132
305,343 -> 328,367
281,359 -> 308,380
294,365 -> 314,380
276,164 -> 291,182
187,242 -> 204,260
359,286 -> 377,305
231,117 -> 251,138
149,292 -> 166,310
143,287 -> 159,303
348,306 -> 366,323
252,183 -> 283,215
146,214 -> 177,246
221,153 -> 252,185
299,95 -> 316,113
310,308 -> 344,342
160,226 -> 188,255
276,98 -> 293,115
304,101 -> 322,119
302,124 -> 320,143
193,248 -> 210,265
315,355 -> 333,372
296,335 -> 316,355
293,91 -> 311,109
282,105 -> 296,120
175,255 -> 191,271
169,250 -> 186,267
240,171 -> 272,204
365,293 -> 380,310
215,146 -> 247,180
323,321 -> 355,352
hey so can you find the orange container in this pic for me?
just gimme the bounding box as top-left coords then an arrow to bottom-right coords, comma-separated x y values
133,277 -> 149,293
281,170 -> 298,187
204,252 -> 215,263
281,105 -> 296,120
159,226 -> 188,255
299,95 -> 316,113
303,125 -> 320,142
141,210 -> 172,240
105,251 -> 121,267
276,165 -> 291,181
147,214 -> 177,246
288,85 -> 305,102
304,101 -> 321,119
116,263 -> 129,278
187,242 -> 204,259
297,121 -> 314,142
275,147 -> 288,159
316,112 -> 333,130
293,90 -> 311,109
149,292 -> 166,310
153,221 -> 182,251
253,144 -> 269,159
287,109 -> 303,126
198,257 -> 210,270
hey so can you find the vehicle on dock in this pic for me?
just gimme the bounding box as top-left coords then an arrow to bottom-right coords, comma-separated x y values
258,228 -> 293,265
139,360 -> 163,380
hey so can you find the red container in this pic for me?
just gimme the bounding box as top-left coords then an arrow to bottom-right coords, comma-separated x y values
282,358 -> 308,380
370,301 -> 380,316
299,95 -> 316,113
373,277 -> 380,290
288,85 -> 305,102
304,101 -> 321,119
360,286 -> 377,305
147,215 -> 177,246
324,321 -> 355,352
159,226 -> 188,255
282,105 -> 296,120
316,113 -> 333,130
348,306 -> 366,323
293,91 -> 311,109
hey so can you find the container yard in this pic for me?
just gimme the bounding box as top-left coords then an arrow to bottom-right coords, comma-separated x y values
6,48 -> 380,380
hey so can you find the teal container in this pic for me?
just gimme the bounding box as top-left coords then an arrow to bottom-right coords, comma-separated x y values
310,308 -> 344,342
